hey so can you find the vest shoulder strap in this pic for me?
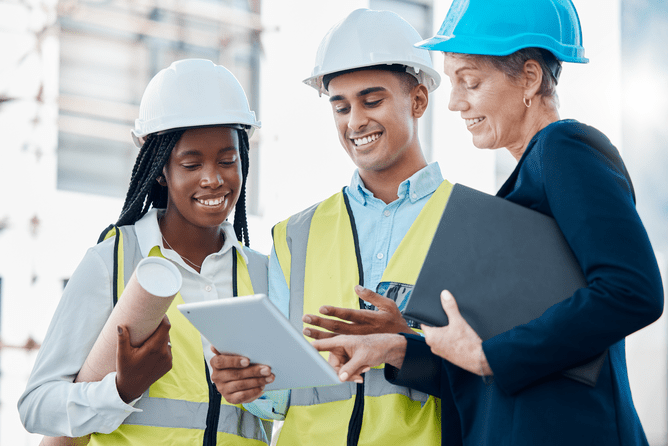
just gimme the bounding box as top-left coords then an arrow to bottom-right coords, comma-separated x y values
98,224 -> 143,304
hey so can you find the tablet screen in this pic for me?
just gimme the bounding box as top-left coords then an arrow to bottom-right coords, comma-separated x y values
178,294 -> 341,391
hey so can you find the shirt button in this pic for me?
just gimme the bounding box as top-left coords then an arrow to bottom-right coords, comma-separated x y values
383,210 -> 391,217
205,285 -> 212,292
411,192 -> 418,200
377,253 -> 384,260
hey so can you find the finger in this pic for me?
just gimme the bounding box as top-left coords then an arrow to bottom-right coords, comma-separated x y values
341,365 -> 371,384
338,357 -> 370,384
440,290 -> 462,322
142,316 -> 171,349
317,305 -> 363,319
210,353 -> 251,370
310,337 -> 344,353
303,326 -> 337,340
116,325 -> 131,360
221,386 -> 267,405
225,374 -> 274,391
212,364 -> 272,383
303,313 -> 366,334
353,285 -> 397,310
315,306 -> 374,325
327,352 -> 343,369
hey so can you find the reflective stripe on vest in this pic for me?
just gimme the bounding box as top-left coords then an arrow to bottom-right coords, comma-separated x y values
272,181 -> 452,446
90,225 -> 268,446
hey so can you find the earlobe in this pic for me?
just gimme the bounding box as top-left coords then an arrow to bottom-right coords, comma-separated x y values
156,175 -> 167,187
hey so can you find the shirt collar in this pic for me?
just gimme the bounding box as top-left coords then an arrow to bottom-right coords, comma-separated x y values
347,162 -> 444,205
134,208 -> 248,265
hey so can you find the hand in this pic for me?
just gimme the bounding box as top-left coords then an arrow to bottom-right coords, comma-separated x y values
116,315 -> 173,403
311,333 -> 407,383
209,347 -> 275,404
303,285 -> 417,340
421,290 -> 492,377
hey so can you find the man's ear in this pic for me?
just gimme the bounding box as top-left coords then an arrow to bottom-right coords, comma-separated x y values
412,84 -> 429,118
156,175 -> 167,187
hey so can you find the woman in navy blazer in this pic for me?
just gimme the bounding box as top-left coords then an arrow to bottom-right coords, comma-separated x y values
311,1 -> 664,444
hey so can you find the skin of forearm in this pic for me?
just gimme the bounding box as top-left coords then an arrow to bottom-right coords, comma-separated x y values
384,334 -> 408,369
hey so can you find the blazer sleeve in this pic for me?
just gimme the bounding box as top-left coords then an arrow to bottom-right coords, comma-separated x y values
485,124 -> 664,395
384,333 -> 443,397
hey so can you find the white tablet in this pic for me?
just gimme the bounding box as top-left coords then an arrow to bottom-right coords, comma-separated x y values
178,294 -> 341,391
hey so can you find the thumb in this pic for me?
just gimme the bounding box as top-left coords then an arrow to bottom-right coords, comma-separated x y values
116,325 -> 131,358
440,290 -> 461,321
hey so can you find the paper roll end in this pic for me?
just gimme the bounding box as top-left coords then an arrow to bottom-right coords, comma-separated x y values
135,257 -> 182,297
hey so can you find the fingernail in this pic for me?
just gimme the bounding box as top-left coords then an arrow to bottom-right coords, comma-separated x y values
354,378 -> 364,384
354,285 -> 363,293
266,375 -> 274,383
303,328 -> 311,337
339,372 -> 349,381
362,367 -> 371,374
441,290 -> 451,301
117,326 -> 122,335
303,315 -> 312,324
240,358 -> 250,367
319,306 -> 328,315
260,367 -> 270,376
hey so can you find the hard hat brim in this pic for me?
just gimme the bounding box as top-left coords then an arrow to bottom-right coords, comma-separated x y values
303,61 -> 442,96
415,34 -> 588,64
131,123 -> 260,149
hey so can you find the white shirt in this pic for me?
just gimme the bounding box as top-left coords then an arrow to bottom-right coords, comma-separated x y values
18,209 -> 250,437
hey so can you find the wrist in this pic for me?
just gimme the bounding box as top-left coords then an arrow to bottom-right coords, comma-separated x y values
116,375 -> 140,404
385,335 -> 407,369
479,346 -> 493,378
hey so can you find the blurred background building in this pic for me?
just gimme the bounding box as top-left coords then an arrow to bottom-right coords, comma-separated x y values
0,0 -> 666,444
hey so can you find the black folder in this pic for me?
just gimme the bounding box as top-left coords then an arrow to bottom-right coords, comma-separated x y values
403,183 -> 607,387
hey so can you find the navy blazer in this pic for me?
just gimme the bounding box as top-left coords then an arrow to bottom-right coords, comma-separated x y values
388,120 -> 664,446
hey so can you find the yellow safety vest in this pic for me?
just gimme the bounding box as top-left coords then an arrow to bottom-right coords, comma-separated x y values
88,225 -> 269,446
272,181 -> 453,446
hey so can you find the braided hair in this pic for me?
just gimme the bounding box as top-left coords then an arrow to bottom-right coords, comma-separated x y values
233,130 -> 250,246
234,130 -> 251,247
105,127 -> 252,247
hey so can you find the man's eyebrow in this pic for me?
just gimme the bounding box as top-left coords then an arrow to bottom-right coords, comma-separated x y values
329,86 -> 388,103
358,86 -> 386,97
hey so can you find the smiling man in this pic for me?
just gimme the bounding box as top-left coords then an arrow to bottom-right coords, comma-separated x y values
209,8 -> 452,446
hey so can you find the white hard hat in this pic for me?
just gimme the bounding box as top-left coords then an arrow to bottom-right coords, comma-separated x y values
132,59 -> 261,148
303,9 -> 441,96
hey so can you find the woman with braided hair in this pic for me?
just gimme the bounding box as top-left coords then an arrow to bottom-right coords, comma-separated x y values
19,59 -> 272,445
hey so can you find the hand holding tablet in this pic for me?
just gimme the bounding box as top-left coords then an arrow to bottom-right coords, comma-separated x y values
178,294 -> 341,392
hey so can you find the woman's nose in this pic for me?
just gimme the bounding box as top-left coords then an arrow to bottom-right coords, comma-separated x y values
448,88 -> 467,112
201,171 -> 223,188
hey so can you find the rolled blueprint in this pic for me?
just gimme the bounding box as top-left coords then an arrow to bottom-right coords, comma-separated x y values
39,257 -> 182,446
77,256 -> 182,382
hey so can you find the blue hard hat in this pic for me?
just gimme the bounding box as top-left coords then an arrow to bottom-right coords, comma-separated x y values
416,0 -> 588,64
